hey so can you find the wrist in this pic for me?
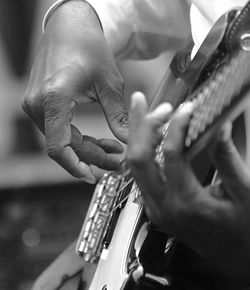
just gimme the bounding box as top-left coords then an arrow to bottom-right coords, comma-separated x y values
41,0 -> 105,55
39,0 -> 110,74
43,0 -> 103,37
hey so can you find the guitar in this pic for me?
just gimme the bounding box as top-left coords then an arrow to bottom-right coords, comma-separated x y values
76,3 -> 250,290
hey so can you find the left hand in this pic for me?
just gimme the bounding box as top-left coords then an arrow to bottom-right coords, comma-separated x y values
127,91 -> 250,283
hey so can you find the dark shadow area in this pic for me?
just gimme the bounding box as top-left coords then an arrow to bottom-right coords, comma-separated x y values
0,181 -> 94,290
0,0 -> 38,77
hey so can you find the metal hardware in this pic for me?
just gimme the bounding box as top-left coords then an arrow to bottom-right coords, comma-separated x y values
125,264 -> 171,288
240,33 -> 250,51
76,172 -> 123,262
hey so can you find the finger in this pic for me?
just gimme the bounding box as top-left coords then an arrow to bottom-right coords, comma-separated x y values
164,102 -> 193,163
128,92 -> 161,157
127,92 -> 167,201
128,91 -> 149,146
71,125 -> 122,170
130,91 -> 148,117
213,121 -> 232,144
71,125 -> 123,154
129,91 -> 148,131
43,95 -> 96,183
163,102 -> 202,197
71,139 -> 121,171
147,102 -> 173,127
97,138 -> 124,154
128,92 -> 172,163
210,122 -> 250,200
100,82 -> 128,143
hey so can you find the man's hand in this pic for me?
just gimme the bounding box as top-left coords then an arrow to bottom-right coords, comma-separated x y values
22,1 -> 128,183
127,91 -> 250,283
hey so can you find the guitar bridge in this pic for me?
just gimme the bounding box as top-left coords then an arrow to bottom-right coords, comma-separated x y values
76,172 -> 124,263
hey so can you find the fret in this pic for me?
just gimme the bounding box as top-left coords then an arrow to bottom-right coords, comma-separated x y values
154,49 -> 250,173
185,49 -> 250,156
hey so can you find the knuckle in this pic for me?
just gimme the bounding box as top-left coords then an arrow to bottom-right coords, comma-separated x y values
113,107 -> 128,128
22,86 -> 61,115
21,92 -> 37,113
42,89 -> 61,107
43,92 -> 70,122
40,80 -> 67,109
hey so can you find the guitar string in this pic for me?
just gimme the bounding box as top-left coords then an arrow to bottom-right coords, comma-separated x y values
108,83 -> 197,217
120,168 -> 131,179
106,182 -> 140,217
104,104 -> 197,217
106,110 -> 176,216
106,129 -> 166,213
115,176 -> 134,197
106,167 -> 132,201
102,38 -> 248,224
105,177 -> 135,216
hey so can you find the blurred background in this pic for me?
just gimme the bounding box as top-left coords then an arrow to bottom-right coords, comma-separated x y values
0,1 -> 172,289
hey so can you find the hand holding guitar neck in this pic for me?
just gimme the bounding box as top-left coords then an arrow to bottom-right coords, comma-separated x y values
127,87 -> 250,283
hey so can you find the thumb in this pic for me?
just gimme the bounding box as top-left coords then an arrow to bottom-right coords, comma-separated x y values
100,85 -> 129,143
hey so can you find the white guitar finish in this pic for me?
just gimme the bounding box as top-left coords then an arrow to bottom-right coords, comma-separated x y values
88,183 -> 143,290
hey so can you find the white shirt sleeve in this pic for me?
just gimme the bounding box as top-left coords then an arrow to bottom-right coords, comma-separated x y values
190,0 -> 247,55
86,0 -> 191,60
86,0 -> 247,60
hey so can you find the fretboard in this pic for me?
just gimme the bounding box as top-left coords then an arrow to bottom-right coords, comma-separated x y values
186,48 -> 250,157
155,48 -> 250,168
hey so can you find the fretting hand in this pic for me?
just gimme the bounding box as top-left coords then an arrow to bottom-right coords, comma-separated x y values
127,91 -> 250,283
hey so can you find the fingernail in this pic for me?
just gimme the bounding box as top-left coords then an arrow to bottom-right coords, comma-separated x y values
81,174 -> 96,184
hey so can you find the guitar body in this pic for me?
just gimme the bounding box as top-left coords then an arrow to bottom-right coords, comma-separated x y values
87,189 -> 143,290
76,5 -> 250,290
82,182 -> 177,290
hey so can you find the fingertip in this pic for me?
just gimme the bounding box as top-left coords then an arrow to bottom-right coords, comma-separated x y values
116,142 -> 124,153
73,161 -> 96,183
158,102 -> 173,114
130,91 -> 147,110
148,102 -> 173,124
111,141 -> 124,153
177,101 -> 194,115
79,162 -> 96,183
81,176 -> 96,184
170,102 -> 194,129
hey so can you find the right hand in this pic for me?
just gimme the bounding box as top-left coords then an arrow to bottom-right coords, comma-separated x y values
22,1 -> 128,183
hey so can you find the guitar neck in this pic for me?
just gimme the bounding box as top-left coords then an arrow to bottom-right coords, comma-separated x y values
185,48 -> 250,158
